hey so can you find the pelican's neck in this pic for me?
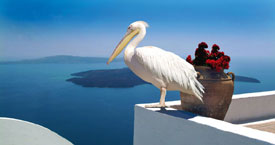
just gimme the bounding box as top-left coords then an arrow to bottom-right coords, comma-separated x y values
126,28 -> 146,52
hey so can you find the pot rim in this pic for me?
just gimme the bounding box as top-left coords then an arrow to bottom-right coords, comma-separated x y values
195,66 -> 234,81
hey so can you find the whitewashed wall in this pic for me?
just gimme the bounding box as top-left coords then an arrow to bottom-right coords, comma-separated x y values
0,117 -> 73,145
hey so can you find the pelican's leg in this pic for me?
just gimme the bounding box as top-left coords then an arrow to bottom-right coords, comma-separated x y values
159,87 -> 167,106
145,87 -> 167,108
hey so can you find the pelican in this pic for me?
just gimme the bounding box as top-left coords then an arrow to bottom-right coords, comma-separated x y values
107,21 -> 204,107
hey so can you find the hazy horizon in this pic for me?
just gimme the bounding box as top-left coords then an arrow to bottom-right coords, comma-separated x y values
1,0 -> 275,61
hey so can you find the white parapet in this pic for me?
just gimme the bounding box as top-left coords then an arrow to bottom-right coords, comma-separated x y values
0,117 -> 73,145
134,91 -> 275,145
225,90 -> 275,123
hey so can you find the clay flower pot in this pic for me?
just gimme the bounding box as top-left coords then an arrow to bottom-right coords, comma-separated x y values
180,66 -> 235,120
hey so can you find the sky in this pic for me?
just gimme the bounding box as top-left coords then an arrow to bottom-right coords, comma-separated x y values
0,0 -> 274,60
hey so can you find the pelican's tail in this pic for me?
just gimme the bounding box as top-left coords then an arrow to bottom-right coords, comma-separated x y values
192,78 -> 205,102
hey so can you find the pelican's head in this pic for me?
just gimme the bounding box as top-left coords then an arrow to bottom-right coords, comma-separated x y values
107,21 -> 149,64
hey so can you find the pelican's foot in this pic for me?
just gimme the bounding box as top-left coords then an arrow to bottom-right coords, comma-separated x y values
145,104 -> 168,108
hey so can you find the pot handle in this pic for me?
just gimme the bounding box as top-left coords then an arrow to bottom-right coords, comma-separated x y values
227,72 -> 235,81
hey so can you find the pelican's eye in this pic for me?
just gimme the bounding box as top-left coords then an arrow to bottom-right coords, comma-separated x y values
128,25 -> 133,30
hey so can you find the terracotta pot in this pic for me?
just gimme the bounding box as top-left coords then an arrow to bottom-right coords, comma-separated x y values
180,66 -> 235,120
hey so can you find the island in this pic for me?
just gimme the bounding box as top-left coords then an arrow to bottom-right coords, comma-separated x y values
67,68 -> 260,88
0,55 -> 123,64
234,75 -> 260,83
66,68 -> 149,88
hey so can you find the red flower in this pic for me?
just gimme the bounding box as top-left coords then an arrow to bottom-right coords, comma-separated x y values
186,55 -> 193,64
187,43 -> 230,72
216,66 -> 223,72
195,48 -> 199,56
198,42 -> 208,49
217,51 -> 225,57
205,50 -> 210,55
211,44 -> 220,55
212,44 -> 220,50
223,55 -> 231,62
223,62 -> 229,69
210,52 -> 218,58
206,59 -> 216,68
194,47 -> 209,65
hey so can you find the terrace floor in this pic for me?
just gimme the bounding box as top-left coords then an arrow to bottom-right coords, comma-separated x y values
244,119 -> 275,134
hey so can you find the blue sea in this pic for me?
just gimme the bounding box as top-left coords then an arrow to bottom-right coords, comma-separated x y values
0,58 -> 274,145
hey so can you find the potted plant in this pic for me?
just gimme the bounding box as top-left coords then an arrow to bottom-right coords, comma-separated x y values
181,42 -> 235,120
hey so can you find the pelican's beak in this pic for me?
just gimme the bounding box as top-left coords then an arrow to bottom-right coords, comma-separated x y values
107,29 -> 139,64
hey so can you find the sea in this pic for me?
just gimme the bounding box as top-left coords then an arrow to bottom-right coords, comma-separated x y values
0,57 -> 274,145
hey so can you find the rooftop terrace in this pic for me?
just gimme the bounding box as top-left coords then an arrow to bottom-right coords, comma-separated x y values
134,90 -> 275,145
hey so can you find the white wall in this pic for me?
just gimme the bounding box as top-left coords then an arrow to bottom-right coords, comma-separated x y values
134,105 -> 275,145
0,117 -> 73,145
225,91 -> 275,124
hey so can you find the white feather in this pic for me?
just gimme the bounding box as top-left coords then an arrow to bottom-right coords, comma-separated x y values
134,46 -> 204,100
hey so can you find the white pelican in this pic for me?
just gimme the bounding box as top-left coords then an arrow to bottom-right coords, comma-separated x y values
107,21 -> 204,107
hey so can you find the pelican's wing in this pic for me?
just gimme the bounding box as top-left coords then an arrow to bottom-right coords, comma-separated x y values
135,46 -> 204,99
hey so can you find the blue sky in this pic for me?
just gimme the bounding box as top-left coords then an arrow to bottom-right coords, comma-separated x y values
1,0 -> 274,60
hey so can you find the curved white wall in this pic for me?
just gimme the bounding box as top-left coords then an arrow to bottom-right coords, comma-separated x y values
0,117 -> 73,145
